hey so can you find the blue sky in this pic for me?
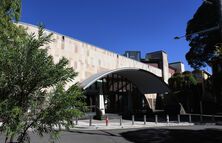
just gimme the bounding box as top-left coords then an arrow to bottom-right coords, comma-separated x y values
21,0 -> 206,71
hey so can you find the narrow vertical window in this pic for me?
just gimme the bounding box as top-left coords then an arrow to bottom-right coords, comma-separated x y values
61,36 -> 65,49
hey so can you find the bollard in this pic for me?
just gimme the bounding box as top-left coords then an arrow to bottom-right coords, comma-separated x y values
132,115 -> 135,125
75,117 -> 78,125
166,115 -> 169,124
105,116 -> 109,126
200,114 -> 203,122
144,115 -> 146,125
212,115 -> 215,122
155,115 -> 158,124
120,115 -> 122,126
89,116 -> 92,126
177,114 -> 180,124
189,114 -> 192,123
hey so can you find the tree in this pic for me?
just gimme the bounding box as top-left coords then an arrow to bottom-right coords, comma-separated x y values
0,27 -> 86,143
168,71 -> 198,113
186,0 -> 222,112
0,0 -> 23,44
0,1 -> 86,143
0,0 -> 21,21
186,0 -> 220,69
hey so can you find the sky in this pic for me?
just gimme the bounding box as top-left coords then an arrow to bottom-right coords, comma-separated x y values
21,0 -> 205,72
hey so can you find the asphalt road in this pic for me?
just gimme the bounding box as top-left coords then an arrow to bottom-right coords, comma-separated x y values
1,125 -> 222,143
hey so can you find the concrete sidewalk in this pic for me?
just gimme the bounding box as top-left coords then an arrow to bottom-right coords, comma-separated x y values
56,119 -> 194,130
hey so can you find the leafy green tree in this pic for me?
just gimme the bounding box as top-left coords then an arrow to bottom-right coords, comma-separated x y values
186,0 -> 220,69
0,1 -> 86,142
0,0 -> 23,44
186,0 -> 222,112
0,26 -> 86,143
0,0 -> 21,21
168,71 -> 198,113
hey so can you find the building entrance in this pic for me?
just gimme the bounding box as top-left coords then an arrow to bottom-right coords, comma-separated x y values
85,73 -> 149,116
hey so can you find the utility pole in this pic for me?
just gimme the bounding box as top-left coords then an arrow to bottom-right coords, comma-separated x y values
200,71 -> 205,122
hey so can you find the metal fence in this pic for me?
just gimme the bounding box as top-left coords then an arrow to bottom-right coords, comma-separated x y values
74,113 -> 222,127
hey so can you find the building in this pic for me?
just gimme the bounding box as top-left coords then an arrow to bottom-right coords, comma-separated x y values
124,51 -> 141,61
169,62 -> 185,74
124,51 -> 184,111
192,70 -> 211,82
125,51 -> 185,83
19,23 -> 184,117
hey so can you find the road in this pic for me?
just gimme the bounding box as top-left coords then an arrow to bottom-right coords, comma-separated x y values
1,125 -> 222,143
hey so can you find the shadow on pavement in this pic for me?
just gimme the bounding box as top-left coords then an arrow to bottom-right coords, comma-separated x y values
121,128 -> 222,143
69,130 -> 121,137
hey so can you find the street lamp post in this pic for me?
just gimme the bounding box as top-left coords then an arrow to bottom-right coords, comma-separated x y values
174,25 -> 219,40
174,0 -> 222,40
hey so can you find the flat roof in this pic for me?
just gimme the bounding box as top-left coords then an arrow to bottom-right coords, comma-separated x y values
146,50 -> 167,55
169,61 -> 184,65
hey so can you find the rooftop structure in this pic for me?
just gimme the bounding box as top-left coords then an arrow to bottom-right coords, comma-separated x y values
124,50 -> 185,83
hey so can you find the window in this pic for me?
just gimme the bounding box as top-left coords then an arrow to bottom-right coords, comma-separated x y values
61,36 -> 65,49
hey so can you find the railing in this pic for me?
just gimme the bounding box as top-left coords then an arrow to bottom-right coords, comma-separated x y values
73,113 -> 222,127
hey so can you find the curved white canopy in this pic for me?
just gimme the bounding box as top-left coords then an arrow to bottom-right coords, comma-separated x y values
79,68 -> 169,94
